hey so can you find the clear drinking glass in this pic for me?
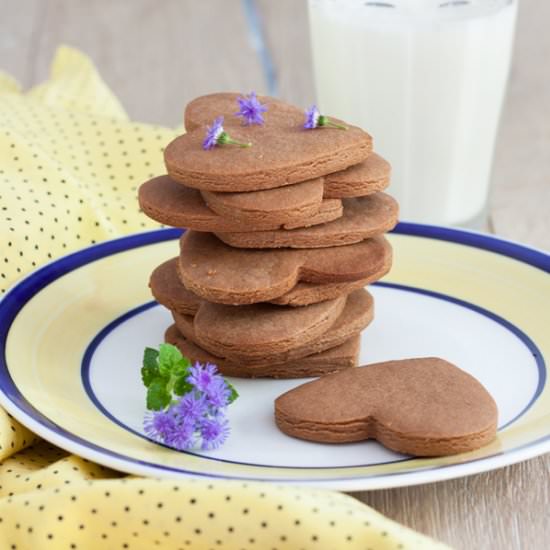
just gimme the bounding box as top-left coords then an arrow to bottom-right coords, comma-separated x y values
308,0 -> 518,227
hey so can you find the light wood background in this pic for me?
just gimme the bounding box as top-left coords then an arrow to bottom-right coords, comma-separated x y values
1,1 -> 549,548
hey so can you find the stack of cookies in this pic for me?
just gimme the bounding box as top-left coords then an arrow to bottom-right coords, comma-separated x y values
139,93 -> 398,378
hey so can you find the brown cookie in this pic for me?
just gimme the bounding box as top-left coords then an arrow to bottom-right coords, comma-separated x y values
323,153 -> 391,198
178,231 -> 392,305
172,289 -> 373,365
201,179 -> 343,230
150,258 -> 380,311
185,294 -> 347,361
275,357 -> 498,457
165,324 -> 360,378
149,258 -> 201,315
184,93 -> 389,199
215,193 -> 398,249
138,176 -> 343,232
165,111 -> 372,193
184,92 -> 298,131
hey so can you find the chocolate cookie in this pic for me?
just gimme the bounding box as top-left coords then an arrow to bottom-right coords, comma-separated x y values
164,114 -> 372,193
150,258 -> 380,311
184,92 -> 297,131
275,358 -> 498,456
178,231 -> 392,305
201,179 -> 343,230
323,153 -> 391,199
139,176 -> 343,232
184,294 -> 347,361
172,289 -> 373,365
215,193 -> 398,249
165,325 -> 360,378
184,93 -> 389,198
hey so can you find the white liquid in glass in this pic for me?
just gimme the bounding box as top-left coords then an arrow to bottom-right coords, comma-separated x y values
308,0 -> 518,225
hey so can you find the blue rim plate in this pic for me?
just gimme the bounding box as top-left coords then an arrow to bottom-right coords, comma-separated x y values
0,223 -> 549,490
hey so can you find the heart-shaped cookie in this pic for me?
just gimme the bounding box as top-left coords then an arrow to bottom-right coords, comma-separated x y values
150,258 -> 378,312
172,289 -> 373,365
200,179 -> 343,230
185,294 -> 347,361
184,93 -> 390,198
178,232 -> 392,305
165,107 -> 372,193
138,176 -> 343,232
215,193 -> 398,249
165,325 -> 360,379
322,153 -> 391,199
275,358 -> 498,456
184,92 -> 300,131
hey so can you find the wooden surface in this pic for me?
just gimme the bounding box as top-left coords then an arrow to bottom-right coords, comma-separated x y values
1,0 -> 549,548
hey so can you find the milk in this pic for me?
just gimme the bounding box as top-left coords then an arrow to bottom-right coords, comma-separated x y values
308,0 -> 518,226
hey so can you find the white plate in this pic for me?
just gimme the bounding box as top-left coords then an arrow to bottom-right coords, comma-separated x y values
1,224 -> 549,490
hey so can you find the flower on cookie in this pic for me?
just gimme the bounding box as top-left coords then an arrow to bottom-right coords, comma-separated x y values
202,116 -> 252,150
235,91 -> 268,126
304,104 -> 348,130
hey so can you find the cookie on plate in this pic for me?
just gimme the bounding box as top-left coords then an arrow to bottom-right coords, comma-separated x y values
215,193 -> 398,249
275,357 -> 498,456
139,176 -> 343,232
172,289 -> 373,365
165,325 -> 360,378
149,258 -> 378,312
178,231 -> 392,305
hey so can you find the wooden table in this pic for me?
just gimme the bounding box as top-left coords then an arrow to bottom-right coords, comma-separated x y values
2,1 -> 549,548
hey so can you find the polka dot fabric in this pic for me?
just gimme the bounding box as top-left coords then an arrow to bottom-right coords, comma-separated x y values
0,46 -> 177,293
0,46 -> 449,549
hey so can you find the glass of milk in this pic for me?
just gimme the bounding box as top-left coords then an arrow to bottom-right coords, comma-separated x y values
308,0 -> 518,227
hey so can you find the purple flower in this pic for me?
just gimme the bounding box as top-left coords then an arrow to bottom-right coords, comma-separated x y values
188,362 -> 218,393
235,91 -> 268,125
200,415 -> 230,450
202,116 -> 252,150
205,377 -> 231,410
304,105 -> 348,130
176,391 -> 208,420
203,116 -> 225,150
144,410 -> 176,442
169,417 -> 196,451
304,104 -> 321,129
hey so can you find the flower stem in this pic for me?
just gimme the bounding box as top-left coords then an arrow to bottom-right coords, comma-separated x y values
218,132 -> 252,148
318,115 -> 348,130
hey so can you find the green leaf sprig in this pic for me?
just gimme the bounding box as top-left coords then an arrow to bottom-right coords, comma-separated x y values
141,344 -> 238,411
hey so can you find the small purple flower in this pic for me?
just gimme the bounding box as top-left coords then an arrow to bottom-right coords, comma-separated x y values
304,105 -> 348,130
205,377 -> 231,410
144,410 -> 176,442
202,116 -> 225,150
169,417 -> 196,451
188,362 -> 218,393
176,391 -> 208,420
200,415 -> 230,450
235,91 -> 268,125
202,116 -> 252,150
304,104 -> 321,129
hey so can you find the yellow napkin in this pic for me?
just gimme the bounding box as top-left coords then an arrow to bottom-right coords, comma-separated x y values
0,46 -> 449,549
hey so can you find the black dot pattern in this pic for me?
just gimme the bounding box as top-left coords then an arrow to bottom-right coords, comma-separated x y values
0,49 -> 176,294
0,473 -> 436,548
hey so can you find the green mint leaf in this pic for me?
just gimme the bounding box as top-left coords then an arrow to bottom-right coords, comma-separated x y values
174,376 -> 194,396
146,378 -> 171,411
226,381 -> 239,404
172,357 -> 191,378
157,343 -> 183,377
141,348 -> 159,387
